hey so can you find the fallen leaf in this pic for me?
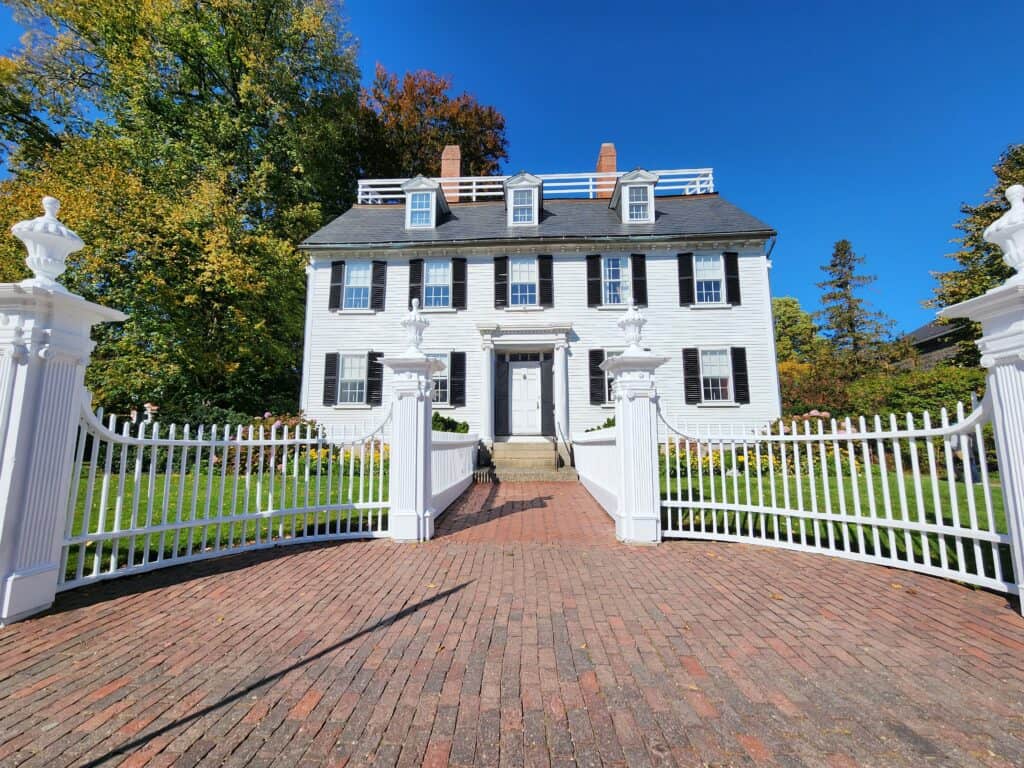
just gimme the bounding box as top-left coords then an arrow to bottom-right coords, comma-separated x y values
890,583 -> 903,590
580,643 -> 587,650
769,593 -> 784,601
427,583 -> 437,588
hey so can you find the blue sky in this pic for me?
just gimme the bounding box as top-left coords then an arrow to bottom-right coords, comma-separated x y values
3,1 -> 1022,333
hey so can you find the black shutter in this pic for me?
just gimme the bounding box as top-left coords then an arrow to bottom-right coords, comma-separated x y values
408,258 -> 423,309
683,348 -> 701,404
449,352 -> 466,406
366,352 -> 383,405
586,254 -> 602,307
589,349 -> 606,405
731,347 -> 750,404
452,258 -> 467,309
495,356 -> 509,436
494,256 -> 508,308
322,353 -> 339,406
630,254 -> 648,306
328,261 -> 345,310
538,255 -> 554,307
371,261 -> 387,311
724,251 -> 741,306
678,253 -> 694,306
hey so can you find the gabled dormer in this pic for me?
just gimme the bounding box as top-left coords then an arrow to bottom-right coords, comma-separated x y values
504,172 -> 542,227
610,169 -> 659,224
402,175 -> 449,230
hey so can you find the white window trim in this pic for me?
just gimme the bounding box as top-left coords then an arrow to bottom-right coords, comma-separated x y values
334,352 -> 369,408
423,258 -> 453,309
623,184 -> 655,224
697,347 -> 734,405
693,253 -> 727,307
508,255 -> 539,307
406,191 -> 435,229
427,352 -> 451,406
342,261 -> 373,311
601,254 -> 630,306
508,187 -> 539,227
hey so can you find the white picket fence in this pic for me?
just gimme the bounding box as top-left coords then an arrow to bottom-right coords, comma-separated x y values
430,431 -> 478,516
657,400 -> 1016,595
60,397 -> 392,590
572,428 -> 619,519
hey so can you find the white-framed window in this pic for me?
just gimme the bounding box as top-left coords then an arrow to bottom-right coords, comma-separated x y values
627,185 -> 650,222
602,255 -> 629,305
409,192 -> 433,227
428,352 -> 449,404
509,256 -> 538,306
604,349 -> 622,401
700,349 -> 731,402
424,260 -> 451,308
343,261 -> 372,309
338,354 -> 367,404
511,189 -> 535,224
694,253 -> 724,304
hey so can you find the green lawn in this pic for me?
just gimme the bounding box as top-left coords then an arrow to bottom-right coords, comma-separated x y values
63,462 -> 389,583
660,452 -> 1012,583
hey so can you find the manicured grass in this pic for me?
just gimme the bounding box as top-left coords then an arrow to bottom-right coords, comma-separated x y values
64,465 -> 389,582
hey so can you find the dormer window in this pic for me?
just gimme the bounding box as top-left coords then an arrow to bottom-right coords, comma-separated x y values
610,169 -> 658,224
409,192 -> 433,227
504,171 -> 542,226
402,175 -> 448,230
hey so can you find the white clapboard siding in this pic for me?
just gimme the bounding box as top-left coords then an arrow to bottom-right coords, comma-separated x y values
302,247 -> 781,435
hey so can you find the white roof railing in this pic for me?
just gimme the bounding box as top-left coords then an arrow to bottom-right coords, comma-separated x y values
356,168 -> 714,204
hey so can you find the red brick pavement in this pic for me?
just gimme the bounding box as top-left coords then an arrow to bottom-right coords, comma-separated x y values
0,481 -> 1022,767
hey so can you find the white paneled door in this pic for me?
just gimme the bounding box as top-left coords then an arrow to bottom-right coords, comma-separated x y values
509,361 -> 542,434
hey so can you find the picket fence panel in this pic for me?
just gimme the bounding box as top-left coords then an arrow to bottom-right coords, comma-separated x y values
60,399 -> 392,590
658,400 -> 1017,595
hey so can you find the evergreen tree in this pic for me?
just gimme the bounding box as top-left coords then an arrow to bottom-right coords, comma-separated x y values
815,239 -> 893,368
926,144 -> 1023,364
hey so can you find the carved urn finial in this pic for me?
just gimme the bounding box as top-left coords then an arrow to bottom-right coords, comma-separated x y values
11,196 -> 84,292
616,283 -> 646,354
402,297 -> 429,355
983,184 -> 1024,282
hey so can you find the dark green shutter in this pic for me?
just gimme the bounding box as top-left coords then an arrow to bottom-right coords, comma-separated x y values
366,352 -> 383,405
370,261 -> 387,311
630,254 -> 647,306
452,258 -> 467,309
494,256 -> 508,308
586,254 -> 602,307
731,347 -> 750,404
323,353 -> 339,406
678,253 -> 694,306
683,348 -> 701,404
724,252 -> 741,306
538,255 -> 554,307
449,352 -> 466,406
328,261 -> 345,310
589,349 -> 606,405
408,258 -> 423,308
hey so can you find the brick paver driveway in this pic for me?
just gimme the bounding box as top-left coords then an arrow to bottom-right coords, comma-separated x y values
1,482 -> 1023,767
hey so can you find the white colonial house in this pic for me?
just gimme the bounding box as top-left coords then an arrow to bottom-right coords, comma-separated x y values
298,143 -> 782,464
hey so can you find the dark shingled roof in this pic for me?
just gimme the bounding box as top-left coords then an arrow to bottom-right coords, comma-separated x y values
301,193 -> 774,249
908,320 -> 957,345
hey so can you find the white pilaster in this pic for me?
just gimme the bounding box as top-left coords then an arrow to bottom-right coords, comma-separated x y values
601,301 -> 667,544
0,199 -> 126,625
382,300 -> 444,542
480,342 -> 494,445
553,342 -> 570,463
941,184 -> 1024,611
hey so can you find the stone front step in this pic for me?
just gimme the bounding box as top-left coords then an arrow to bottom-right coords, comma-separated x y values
474,467 -> 579,483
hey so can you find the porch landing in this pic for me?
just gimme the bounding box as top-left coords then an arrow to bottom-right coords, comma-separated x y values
1,483 -> 1022,767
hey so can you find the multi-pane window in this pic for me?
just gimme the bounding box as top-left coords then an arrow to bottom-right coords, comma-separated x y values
338,354 -> 367,404
343,261 -> 372,309
409,192 -> 432,227
512,189 -> 535,224
428,353 -> 449,404
627,186 -> 650,222
424,260 -> 451,308
700,349 -> 731,402
604,350 -> 621,401
509,256 -> 538,306
694,254 -> 724,304
603,255 -> 628,305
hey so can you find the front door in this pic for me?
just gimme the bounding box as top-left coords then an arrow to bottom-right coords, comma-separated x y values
509,361 -> 542,434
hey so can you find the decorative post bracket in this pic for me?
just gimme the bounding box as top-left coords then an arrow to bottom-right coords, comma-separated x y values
941,184 -> 1024,611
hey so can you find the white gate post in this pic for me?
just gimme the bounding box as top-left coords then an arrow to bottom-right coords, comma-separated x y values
382,299 -> 444,542
0,198 -> 126,625
942,184 -> 1024,610
601,298 -> 668,544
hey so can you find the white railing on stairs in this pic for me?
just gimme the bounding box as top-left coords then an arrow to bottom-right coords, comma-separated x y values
657,400 -> 1016,594
60,397 -> 393,591
430,432 -> 478,516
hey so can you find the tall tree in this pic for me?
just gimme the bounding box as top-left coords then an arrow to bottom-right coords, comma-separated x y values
815,239 -> 893,366
772,296 -> 819,363
359,64 -> 508,178
927,144 -> 1023,364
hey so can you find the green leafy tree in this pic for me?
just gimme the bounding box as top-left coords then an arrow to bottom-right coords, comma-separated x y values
772,296 -> 819,363
815,239 -> 893,370
927,144 -> 1023,364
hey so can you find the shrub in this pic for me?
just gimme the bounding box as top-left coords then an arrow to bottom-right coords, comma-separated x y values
432,412 -> 469,433
845,365 -> 985,419
585,416 -> 615,432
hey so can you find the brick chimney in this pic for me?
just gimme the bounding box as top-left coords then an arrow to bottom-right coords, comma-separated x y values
595,142 -> 616,199
441,145 -> 462,203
